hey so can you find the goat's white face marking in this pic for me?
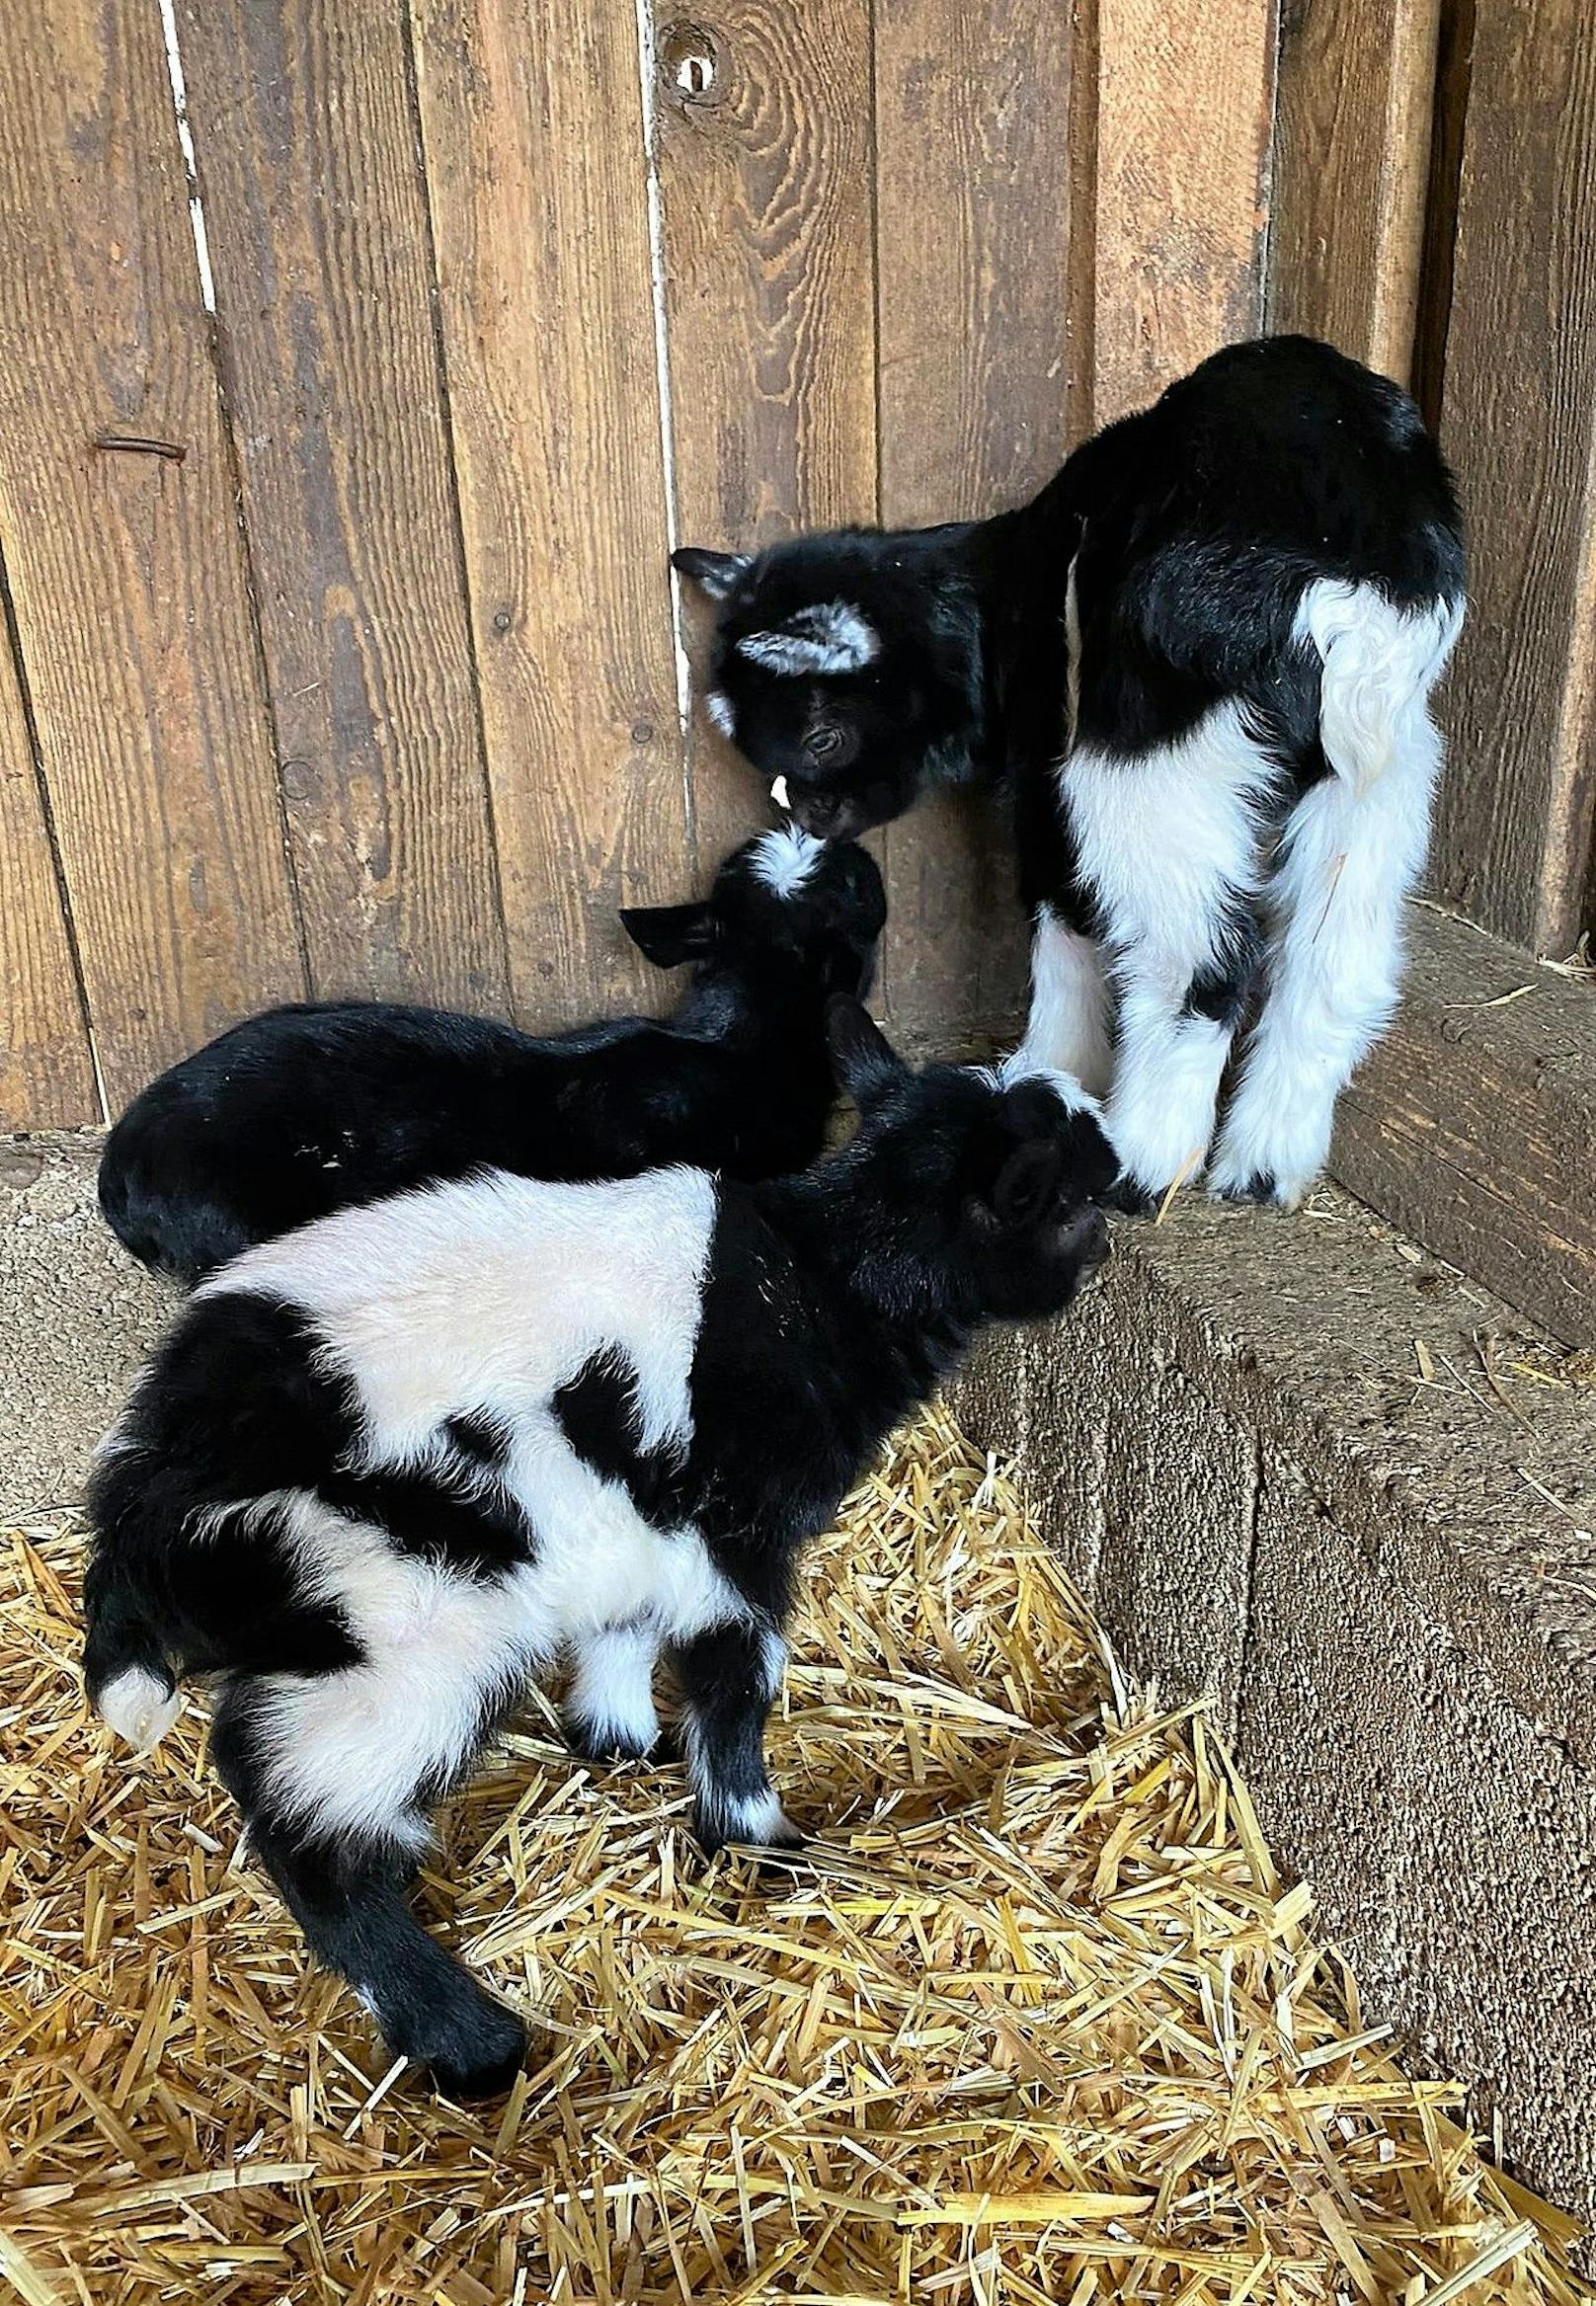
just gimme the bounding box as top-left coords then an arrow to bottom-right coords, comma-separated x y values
751,822 -> 823,900
737,600 -> 879,677
705,688 -> 736,738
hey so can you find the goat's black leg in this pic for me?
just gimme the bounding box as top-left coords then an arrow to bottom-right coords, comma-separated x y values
210,1686 -> 526,2098
669,1618 -> 802,1855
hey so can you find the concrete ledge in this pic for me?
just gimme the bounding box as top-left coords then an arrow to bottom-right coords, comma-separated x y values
951,1187 -> 1596,2234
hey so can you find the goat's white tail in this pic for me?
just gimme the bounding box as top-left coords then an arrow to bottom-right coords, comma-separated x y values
1298,580 -> 1465,798
98,1664 -> 182,1754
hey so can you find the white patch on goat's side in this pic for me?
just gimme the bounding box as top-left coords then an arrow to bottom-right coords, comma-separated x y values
195,1164 -> 758,1853
99,1665 -> 181,1754
737,600 -> 879,677
243,1449 -> 749,1851
1062,701 -> 1286,1196
205,1165 -> 717,1465
705,688 -> 735,738
1295,582 -> 1464,798
751,823 -> 823,900
1209,687 -> 1443,1206
1007,906 -> 1113,1097
568,1620 -> 662,1754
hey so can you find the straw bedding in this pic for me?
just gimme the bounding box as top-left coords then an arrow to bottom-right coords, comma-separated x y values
1,1405 -> 1589,2304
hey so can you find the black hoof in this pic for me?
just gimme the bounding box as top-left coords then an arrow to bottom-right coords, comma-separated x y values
563,1711 -> 658,1766
1215,1169 -> 1276,1206
420,2003 -> 529,2102
1100,1173 -> 1156,1217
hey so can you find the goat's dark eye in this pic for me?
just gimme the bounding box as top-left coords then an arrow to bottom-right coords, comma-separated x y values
807,724 -> 844,761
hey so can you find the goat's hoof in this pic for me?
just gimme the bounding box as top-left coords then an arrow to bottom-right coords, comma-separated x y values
1100,1173 -> 1156,1217
563,1712 -> 659,1767
1213,1168 -> 1276,1206
422,2005 -> 529,2102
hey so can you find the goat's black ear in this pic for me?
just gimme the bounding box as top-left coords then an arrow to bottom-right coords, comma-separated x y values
618,901 -> 716,970
673,546 -> 752,602
826,994 -> 907,1109
983,1137 -> 1065,1229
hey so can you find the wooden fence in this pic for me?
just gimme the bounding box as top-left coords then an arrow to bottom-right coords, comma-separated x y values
0,0 -> 1591,1130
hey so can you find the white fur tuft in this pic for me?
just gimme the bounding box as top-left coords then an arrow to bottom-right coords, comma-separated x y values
738,601 -> 879,677
1009,907 -> 1113,1097
1296,581 -> 1464,798
751,823 -> 823,899
99,1666 -> 181,1755
704,688 -> 735,738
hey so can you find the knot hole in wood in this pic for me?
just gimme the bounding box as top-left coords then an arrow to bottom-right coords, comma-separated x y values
658,21 -> 720,106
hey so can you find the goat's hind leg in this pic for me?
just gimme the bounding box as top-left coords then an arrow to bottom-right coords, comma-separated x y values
210,1666 -> 527,2099
1210,583 -> 1460,1208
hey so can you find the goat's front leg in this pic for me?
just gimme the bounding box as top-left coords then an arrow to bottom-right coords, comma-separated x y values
1062,708 -> 1274,1211
1100,944 -> 1254,1212
670,1617 -> 800,1855
564,1617 -> 662,1763
1010,905 -> 1114,1098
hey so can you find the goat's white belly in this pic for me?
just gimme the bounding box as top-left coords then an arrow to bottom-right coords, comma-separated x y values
499,1412 -> 739,1646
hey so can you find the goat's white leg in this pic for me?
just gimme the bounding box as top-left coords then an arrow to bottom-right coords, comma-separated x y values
1010,906 -> 1114,1098
565,1618 -> 662,1762
1208,768 -> 1427,1207
1209,589 -> 1458,1208
1063,702 -> 1281,1209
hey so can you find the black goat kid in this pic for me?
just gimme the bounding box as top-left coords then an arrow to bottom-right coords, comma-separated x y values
84,1003 -> 1115,2098
99,828 -> 884,1282
676,334 -> 1467,1213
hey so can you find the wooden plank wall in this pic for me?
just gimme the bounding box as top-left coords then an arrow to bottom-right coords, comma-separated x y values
23,0 -> 1594,1122
1271,0 -> 1596,961
0,0 -> 1287,1123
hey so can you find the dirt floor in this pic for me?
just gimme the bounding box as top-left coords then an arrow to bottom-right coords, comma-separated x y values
2,1406 -> 1589,2305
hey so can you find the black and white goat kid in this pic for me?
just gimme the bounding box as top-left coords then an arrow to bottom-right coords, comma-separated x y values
676,335 -> 1467,1210
83,1001 -> 1116,2097
98,829 -> 884,1281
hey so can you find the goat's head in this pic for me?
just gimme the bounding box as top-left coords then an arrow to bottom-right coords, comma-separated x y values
673,532 -> 982,842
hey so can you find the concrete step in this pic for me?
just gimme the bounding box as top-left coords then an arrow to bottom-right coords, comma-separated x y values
952,1185 -> 1596,2240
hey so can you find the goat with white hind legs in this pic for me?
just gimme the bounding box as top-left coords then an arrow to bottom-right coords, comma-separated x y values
84,997 -> 1117,2098
674,334 -> 1466,1211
